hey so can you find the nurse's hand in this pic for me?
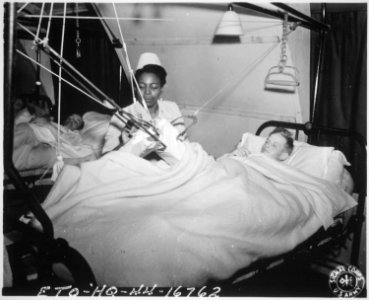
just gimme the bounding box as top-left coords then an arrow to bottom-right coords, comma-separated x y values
118,129 -> 161,157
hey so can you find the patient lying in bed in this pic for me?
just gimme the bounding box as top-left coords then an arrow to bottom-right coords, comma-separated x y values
228,127 -> 294,161
13,97 -> 96,172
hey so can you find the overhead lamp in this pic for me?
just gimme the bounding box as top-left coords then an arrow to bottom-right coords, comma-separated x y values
215,4 -> 243,36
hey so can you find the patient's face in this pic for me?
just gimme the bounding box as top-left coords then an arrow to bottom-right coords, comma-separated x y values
64,114 -> 84,131
261,133 -> 289,161
137,72 -> 163,109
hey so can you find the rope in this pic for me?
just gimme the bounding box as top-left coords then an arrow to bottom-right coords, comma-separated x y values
49,3 -> 67,182
24,15 -> 177,21
56,3 -> 67,156
34,3 -> 45,44
111,3 -> 148,111
112,4 -> 134,91
17,3 -> 30,14
193,42 -> 279,116
45,2 -> 54,43
131,71 -> 146,108
171,114 -> 198,141
23,14 -> 283,24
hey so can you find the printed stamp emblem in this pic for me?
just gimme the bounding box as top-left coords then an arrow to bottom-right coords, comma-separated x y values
329,265 -> 365,297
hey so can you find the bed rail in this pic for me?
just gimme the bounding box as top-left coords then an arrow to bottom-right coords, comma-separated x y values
256,120 -> 366,149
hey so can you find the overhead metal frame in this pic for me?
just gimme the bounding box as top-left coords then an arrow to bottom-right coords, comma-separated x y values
234,2 -> 330,32
241,3 -> 365,268
234,2 -> 329,125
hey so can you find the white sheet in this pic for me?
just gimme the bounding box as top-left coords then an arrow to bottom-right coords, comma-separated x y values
42,142 -> 356,287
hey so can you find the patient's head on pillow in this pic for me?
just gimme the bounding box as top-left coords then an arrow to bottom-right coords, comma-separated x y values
261,127 -> 294,161
64,114 -> 85,131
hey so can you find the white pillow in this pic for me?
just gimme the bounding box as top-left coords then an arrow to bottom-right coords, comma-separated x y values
341,168 -> 354,194
285,142 -> 334,179
237,132 -> 265,153
237,133 -> 350,186
324,149 -> 351,185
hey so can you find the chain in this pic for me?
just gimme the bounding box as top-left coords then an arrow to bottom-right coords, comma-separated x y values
279,13 -> 288,71
75,3 -> 81,58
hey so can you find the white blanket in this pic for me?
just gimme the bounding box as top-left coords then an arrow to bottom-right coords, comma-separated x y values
42,142 -> 356,287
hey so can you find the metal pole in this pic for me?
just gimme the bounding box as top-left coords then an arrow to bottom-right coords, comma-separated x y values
272,3 -> 330,32
35,47 -> 42,95
310,4 -> 327,135
311,31 -> 325,125
4,2 -> 54,239
234,2 -> 316,31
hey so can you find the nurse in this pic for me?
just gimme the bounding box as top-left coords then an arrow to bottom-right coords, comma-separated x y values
102,52 -> 185,154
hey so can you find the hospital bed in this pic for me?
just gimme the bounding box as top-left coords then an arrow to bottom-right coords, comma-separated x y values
211,120 -> 366,293
4,118 -> 365,295
5,111 -> 111,191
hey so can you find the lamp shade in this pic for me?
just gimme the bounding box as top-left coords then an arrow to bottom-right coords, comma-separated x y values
215,8 -> 243,36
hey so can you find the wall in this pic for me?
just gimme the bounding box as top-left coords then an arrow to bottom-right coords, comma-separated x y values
97,3 -> 311,156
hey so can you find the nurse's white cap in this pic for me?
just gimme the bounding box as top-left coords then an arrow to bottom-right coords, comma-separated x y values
136,52 -> 162,70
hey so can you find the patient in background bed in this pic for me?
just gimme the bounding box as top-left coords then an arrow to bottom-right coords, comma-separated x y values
230,127 -> 294,161
13,96 -> 96,171
63,114 -> 85,131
